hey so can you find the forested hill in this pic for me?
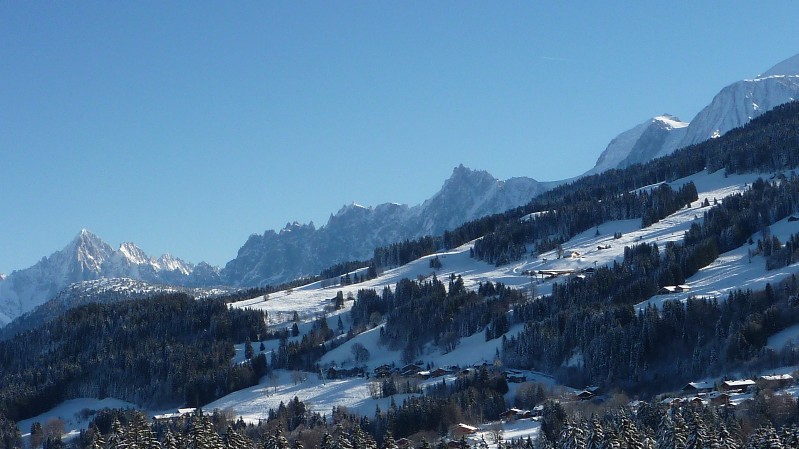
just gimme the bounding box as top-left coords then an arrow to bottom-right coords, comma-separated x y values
0,294 -> 269,422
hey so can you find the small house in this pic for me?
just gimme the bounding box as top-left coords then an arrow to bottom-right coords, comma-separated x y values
708,392 -> 731,406
719,379 -> 756,393
451,423 -> 478,440
683,381 -> 714,394
401,364 -> 422,376
576,390 -> 595,401
757,374 -> 795,390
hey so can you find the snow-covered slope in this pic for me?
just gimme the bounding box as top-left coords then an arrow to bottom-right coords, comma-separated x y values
586,52 -> 799,175
0,230 -> 220,326
222,165 -> 546,286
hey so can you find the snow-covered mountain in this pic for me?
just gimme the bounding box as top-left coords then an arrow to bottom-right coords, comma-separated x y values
587,53 -> 799,174
221,165 -> 546,286
586,115 -> 688,175
0,230 -> 220,326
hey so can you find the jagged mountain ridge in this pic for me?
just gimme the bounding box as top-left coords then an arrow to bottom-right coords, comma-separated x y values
0,230 -> 221,326
220,164 -> 546,286
587,52 -> 799,174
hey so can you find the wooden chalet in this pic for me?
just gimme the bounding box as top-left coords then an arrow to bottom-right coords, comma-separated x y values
401,364 -> 422,376
757,374 -> 795,390
719,379 -> 756,393
451,423 -> 478,440
499,408 -> 533,421
327,366 -> 364,379
708,392 -> 731,406
659,285 -> 691,295
682,381 -> 714,394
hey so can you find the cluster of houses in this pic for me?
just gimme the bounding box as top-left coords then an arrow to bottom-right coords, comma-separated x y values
669,374 -> 796,407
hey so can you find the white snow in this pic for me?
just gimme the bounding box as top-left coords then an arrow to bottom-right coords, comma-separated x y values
17,398 -> 136,441
768,324 -> 799,351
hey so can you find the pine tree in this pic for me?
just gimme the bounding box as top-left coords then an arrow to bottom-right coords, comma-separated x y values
382,432 -> 398,449
586,417 -> 604,449
685,411 -> 709,449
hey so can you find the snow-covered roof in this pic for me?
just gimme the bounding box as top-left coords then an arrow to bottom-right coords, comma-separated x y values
722,379 -> 756,387
685,381 -> 714,390
759,374 -> 794,381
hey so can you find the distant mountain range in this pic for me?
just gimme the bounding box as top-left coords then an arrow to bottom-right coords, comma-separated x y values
586,53 -> 799,175
0,165 -> 548,325
2,51 -> 799,327
222,164 -> 550,286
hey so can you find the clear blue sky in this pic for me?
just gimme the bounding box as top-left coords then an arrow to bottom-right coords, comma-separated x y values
2,2 -> 799,274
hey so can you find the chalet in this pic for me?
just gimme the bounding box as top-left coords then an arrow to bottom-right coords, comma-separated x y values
505,373 -> 527,383
401,364 -> 422,376
499,408 -> 533,421
659,285 -> 691,295
682,381 -> 714,394
570,251 -> 581,259
451,423 -> 478,440
416,370 -> 431,380
153,408 -> 197,421
576,390 -> 595,401
532,404 -> 544,417
374,364 -> 394,378
708,392 -> 731,406
758,374 -> 795,389
719,379 -> 756,393
327,367 -> 364,379
396,438 -> 411,449
430,367 -> 452,378
688,397 -> 705,406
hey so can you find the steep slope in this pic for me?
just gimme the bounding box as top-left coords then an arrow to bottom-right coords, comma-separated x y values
587,52 -> 799,175
0,230 -> 213,325
222,165 -> 546,286
666,72 -> 799,153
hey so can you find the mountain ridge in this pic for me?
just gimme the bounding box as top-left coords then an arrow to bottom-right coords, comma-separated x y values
587,52 -> 799,175
220,164 -> 546,286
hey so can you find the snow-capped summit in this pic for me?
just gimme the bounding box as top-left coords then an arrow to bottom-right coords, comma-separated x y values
0,230 -> 208,326
586,114 -> 688,175
586,52 -> 799,175
221,165 -> 546,287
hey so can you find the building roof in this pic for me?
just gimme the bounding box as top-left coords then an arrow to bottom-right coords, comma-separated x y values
759,374 -> 794,381
684,381 -> 714,390
722,379 -> 756,387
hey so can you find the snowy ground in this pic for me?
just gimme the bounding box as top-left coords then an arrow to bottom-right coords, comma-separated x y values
202,369 -> 415,424
17,398 -> 136,440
